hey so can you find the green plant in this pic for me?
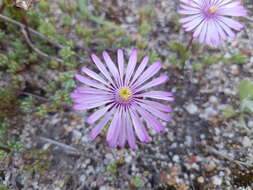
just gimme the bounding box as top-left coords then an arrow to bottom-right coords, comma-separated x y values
0,185 -> 9,190
130,176 -> 143,189
223,79 -> 253,132
169,41 -> 190,68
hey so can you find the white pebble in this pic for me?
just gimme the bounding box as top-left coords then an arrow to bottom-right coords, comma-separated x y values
212,176 -> 222,186
172,155 -> 180,163
185,103 -> 198,114
242,136 -> 252,147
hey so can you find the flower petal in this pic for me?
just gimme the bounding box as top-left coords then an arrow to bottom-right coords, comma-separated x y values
75,74 -> 108,91
126,111 -> 137,149
82,67 -> 109,86
137,102 -> 172,122
130,109 -> 151,142
130,56 -> 149,86
118,111 -> 127,148
135,105 -> 165,132
106,109 -> 120,142
75,87 -> 111,95
138,99 -> 173,112
117,49 -> 125,85
73,100 -> 112,111
135,75 -> 168,93
86,104 -> 113,124
103,51 -> 120,83
89,111 -> 112,140
132,62 -> 161,89
125,49 -> 137,85
91,54 -> 115,85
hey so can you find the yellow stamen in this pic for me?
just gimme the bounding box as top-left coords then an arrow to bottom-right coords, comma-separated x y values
209,7 -> 217,14
118,88 -> 132,100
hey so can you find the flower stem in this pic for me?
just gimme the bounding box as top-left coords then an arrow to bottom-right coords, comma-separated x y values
186,35 -> 194,51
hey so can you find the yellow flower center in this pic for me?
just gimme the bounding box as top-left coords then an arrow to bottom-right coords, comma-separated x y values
118,88 -> 132,100
209,7 -> 217,14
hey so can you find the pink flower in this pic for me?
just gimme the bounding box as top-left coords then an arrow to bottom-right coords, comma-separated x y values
178,0 -> 247,46
71,49 -> 174,149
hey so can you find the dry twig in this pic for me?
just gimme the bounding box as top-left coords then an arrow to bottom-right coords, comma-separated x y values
21,28 -> 63,63
38,136 -> 79,152
206,145 -> 253,168
0,14 -> 64,49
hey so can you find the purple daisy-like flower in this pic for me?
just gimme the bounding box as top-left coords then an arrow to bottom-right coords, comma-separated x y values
71,49 -> 174,149
178,0 -> 247,46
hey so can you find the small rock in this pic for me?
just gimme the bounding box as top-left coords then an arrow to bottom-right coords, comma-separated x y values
99,186 -> 113,190
209,96 -> 219,105
212,176 -> 222,186
72,130 -> 82,141
172,155 -> 180,163
105,153 -> 114,162
248,120 -> 253,128
242,136 -> 252,147
230,65 -> 240,75
185,103 -> 198,114
125,155 -> 132,163
205,161 -> 217,171
197,176 -> 205,183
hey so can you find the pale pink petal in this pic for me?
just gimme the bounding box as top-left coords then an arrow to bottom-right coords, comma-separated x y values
125,49 -> 138,85
82,67 -> 109,86
117,49 -> 124,85
213,19 -> 227,40
108,109 -> 122,148
86,104 -> 113,124
135,91 -> 174,101
130,56 -> 149,86
75,74 -> 108,91
126,111 -> 137,149
218,16 -> 244,31
130,110 -> 151,142
132,62 -> 161,89
73,100 -> 112,111
135,105 -> 165,132
135,75 -> 168,93
91,54 -> 115,85
138,99 -> 173,112
72,95 -> 112,104
216,19 -> 236,38
199,20 -> 208,43
106,109 -> 120,142
89,111 -> 112,140
118,111 -> 127,148
218,7 -> 247,16
103,51 -> 120,82
137,102 -> 172,122
75,87 -> 111,95
183,16 -> 204,31
177,9 -> 200,15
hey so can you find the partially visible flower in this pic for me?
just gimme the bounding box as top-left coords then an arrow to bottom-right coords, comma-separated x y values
71,49 -> 174,149
178,0 -> 247,46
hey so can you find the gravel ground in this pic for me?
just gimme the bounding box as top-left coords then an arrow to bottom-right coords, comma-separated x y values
1,0 -> 253,189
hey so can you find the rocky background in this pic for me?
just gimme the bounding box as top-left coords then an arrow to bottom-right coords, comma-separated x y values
0,0 -> 253,189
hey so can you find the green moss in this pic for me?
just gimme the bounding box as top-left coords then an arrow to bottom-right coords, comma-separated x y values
106,162 -> 117,175
38,1 -> 51,12
38,19 -> 57,37
238,79 -> 253,101
169,41 -> 190,68
229,53 -> 247,64
23,150 -> 51,174
130,176 -> 143,188
0,185 -> 9,190
202,54 -> 223,66
171,13 -> 183,31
